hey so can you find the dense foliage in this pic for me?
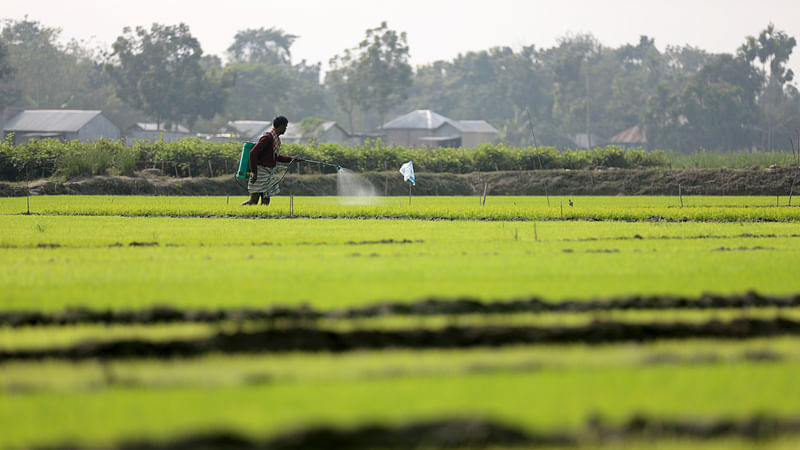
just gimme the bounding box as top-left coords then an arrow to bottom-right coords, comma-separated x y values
0,136 -> 675,181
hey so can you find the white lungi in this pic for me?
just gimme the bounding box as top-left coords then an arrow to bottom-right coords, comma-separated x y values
247,165 -> 281,196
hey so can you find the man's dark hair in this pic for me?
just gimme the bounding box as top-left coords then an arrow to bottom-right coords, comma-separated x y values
273,116 -> 289,127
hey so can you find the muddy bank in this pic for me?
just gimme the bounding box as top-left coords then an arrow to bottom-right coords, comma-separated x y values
3,317 -> 800,362
37,415 -> 800,450
3,292 -> 798,328
2,167 -> 798,196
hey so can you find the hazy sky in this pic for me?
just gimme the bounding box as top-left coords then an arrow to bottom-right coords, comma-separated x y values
4,0 -> 800,79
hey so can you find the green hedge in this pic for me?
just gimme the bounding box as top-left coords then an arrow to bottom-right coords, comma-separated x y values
0,135 -> 670,181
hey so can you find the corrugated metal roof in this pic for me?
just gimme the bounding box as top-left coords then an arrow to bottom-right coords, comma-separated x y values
285,121 -> 347,138
320,121 -> 339,132
135,122 -> 190,133
608,125 -> 647,144
568,133 -> 606,149
382,110 -> 450,129
228,120 -> 271,139
282,122 -> 302,138
383,110 -> 498,136
4,110 -> 102,132
453,120 -> 498,133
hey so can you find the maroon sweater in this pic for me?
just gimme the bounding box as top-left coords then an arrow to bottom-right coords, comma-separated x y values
249,132 -> 292,173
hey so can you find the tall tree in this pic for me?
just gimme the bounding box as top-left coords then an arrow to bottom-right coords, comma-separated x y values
282,59 -> 328,119
739,23 -> 797,150
646,54 -> 760,152
226,27 -> 298,66
1,18 -> 73,108
226,63 -> 291,119
0,38 -> 13,82
357,22 -> 412,128
326,48 -> 362,132
607,36 -> 662,132
327,22 -> 412,130
543,33 -> 608,145
0,37 -> 17,106
105,23 -> 230,129
0,18 -> 143,127
739,23 -> 796,86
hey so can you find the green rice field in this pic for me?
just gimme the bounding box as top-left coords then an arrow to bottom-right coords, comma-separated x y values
1,195 -> 799,449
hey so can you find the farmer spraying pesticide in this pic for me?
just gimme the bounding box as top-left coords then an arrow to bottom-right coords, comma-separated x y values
241,116 -> 299,206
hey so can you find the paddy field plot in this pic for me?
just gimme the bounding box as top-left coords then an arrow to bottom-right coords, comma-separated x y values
1,195 -> 799,449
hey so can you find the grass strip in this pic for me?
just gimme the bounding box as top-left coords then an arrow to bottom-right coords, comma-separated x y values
2,363 -> 799,449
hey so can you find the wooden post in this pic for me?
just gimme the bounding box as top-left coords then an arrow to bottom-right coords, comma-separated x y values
482,183 -> 488,206
679,184 -> 683,208
789,172 -> 796,206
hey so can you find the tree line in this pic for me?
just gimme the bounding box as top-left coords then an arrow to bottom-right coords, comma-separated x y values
0,18 -> 798,153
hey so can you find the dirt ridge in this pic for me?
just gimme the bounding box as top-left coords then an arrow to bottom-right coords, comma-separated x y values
3,292 -> 798,328
3,317 -> 800,362
37,415 -> 800,450
2,167 -> 799,196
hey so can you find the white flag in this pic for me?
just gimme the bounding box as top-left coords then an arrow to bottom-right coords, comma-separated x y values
399,161 -> 415,186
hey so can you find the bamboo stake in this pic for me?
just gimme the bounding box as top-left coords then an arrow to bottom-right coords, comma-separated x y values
679,184 -> 683,208
790,173 -> 797,206
482,183 -> 488,206
525,108 -> 542,169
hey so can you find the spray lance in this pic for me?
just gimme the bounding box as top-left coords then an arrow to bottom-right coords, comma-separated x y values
295,157 -> 342,172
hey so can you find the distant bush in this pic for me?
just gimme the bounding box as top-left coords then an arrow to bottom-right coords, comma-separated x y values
0,136 -> 690,181
666,149 -> 795,169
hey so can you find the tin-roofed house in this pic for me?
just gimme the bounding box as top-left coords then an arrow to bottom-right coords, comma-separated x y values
2,109 -> 120,145
228,120 -> 272,141
380,110 -> 497,148
567,133 -> 606,150
230,119 -> 354,145
281,119 -> 351,145
607,125 -> 648,150
125,122 -> 192,144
